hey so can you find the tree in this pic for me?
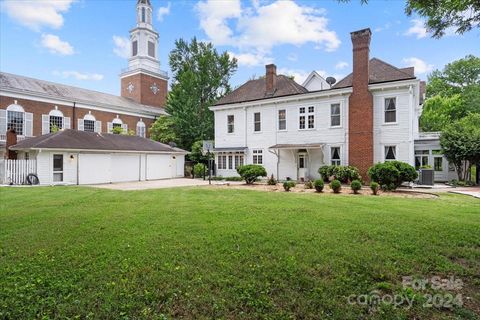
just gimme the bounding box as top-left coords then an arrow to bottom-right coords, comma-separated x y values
189,140 -> 208,163
440,113 -> 480,181
162,38 -> 237,150
420,55 -> 480,131
149,116 -> 178,145
405,0 -> 480,38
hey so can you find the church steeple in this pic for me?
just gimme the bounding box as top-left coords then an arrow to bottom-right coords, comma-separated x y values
120,0 -> 168,108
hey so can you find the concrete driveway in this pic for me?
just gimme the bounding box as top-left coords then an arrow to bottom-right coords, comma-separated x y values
89,178 -> 230,191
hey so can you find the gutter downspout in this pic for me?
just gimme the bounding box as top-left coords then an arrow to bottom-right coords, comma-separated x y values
72,102 -> 77,130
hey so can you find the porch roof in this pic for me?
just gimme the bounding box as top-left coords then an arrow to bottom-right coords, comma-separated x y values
213,147 -> 247,153
269,143 -> 324,150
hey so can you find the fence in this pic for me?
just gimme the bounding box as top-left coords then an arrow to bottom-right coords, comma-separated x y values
0,159 -> 37,185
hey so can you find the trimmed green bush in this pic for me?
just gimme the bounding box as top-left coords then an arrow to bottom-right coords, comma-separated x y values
370,182 -> 379,195
318,165 -> 361,183
330,179 -> 342,193
350,180 -> 362,194
314,179 -> 324,192
267,174 -> 277,185
237,164 -> 267,184
283,181 -> 296,191
368,161 -> 418,191
193,163 -> 206,178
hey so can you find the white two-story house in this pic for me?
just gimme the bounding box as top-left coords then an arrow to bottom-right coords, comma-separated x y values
210,28 -> 455,182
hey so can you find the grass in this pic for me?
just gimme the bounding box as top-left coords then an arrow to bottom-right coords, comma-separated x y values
0,186 -> 479,319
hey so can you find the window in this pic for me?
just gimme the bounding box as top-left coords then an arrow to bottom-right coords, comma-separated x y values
278,109 -> 286,130
49,115 -> 63,132
434,157 -> 443,171
53,154 -> 63,182
299,155 -> 306,169
141,7 -> 146,22
217,155 -> 227,170
254,112 -> 261,132
415,150 -> 429,169
136,120 -> 146,137
132,41 -> 138,56
253,149 -> 263,164
84,120 -> 95,132
330,103 -> 341,127
7,110 -> 24,135
234,155 -> 244,169
228,155 -> 233,170
331,147 -> 341,166
299,106 -> 314,129
384,98 -> 396,123
227,115 -> 234,133
148,41 -> 155,58
385,146 -> 396,161
113,123 -> 122,129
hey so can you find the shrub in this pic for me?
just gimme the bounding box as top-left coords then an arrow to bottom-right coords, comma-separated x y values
370,182 -> 379,195
267,174 -> 277,185
304,180 -> 314,189
111,126 -> 124,135
368,161 -> 418,191
237,164 -> 267,184
314,179 -> 324,192
318,165 -> 360,183
283,181 -> 296,191
211,176 -> 225,181
225,176 -> 243,182
193,163 -> 206,178
330,179 -> 341,193
351,180 -> 362,194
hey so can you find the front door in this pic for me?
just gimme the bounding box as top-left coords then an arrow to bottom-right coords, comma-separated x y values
433,155 -> 447,181
298,153 -> 307,181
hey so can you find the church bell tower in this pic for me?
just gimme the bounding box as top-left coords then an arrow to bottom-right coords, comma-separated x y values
120,0 -> 168,108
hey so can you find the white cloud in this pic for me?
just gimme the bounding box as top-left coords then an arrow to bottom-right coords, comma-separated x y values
113,36 -> 130,59
404,19 -> 428,39
40,34 -> 74,55
403,57 -> 433,74
157,2 -> 171,22
196,0 -> 340,65
229,51 -> 272,67
53,70 -> 104,81
277,68 -> 310,84
1,0 -> 75,31
335,61 -> 348,70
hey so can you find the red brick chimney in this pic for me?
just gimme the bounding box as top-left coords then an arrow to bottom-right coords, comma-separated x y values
265,64 -> 277,94
6,129 -> 18,160
348,28 -> 373,180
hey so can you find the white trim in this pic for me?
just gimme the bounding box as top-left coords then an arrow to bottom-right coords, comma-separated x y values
277,108 -> 287,132
11,147 -> 188,155
6,103 -> 25,112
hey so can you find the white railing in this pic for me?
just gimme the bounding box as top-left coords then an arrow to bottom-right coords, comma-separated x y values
1,159 -> 37,185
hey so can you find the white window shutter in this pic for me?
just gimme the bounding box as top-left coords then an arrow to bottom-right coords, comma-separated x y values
25,112 -> 33,137
122,124 -> 128,132
42,115 -> 50,134
78,119 -> 84,131
107,122 -> 113,133
64,117 -> 71,129
0,109 -> 6,135
95,121 -> 102,133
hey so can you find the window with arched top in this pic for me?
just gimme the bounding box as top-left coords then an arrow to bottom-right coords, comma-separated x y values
108,117 -> 127,134
83,114 -> 96,132
136,120 -> 146,138
49,109 -> 64,132
6,104 -> 25,135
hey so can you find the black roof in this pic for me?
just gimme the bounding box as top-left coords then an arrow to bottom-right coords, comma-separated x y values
10,130 -> 187,153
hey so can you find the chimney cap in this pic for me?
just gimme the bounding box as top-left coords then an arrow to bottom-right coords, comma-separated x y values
350,28 -> 372,38
266,63 -> 277,71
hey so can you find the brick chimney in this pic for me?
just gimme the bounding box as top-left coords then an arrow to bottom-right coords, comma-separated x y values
6,129 -> 18,160
348,28 -> 373,180
265,64 -> 277,95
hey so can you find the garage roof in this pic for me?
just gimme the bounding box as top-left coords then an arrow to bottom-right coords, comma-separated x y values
10,129 -> 187,154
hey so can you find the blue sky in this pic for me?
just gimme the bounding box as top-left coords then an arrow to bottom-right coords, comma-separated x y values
1,0 -> 479,96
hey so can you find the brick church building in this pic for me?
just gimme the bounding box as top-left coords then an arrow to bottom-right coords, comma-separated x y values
1,0 -> 167,157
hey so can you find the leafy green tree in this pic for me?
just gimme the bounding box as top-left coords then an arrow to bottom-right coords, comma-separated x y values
440,113 -> 480,181
190,140 -> 208,163
149,116 -> 178,145
420,95 -> 464,131
163,38 -> 237,150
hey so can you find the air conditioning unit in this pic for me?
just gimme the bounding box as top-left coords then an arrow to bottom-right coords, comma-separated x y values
419,169 -> 434,186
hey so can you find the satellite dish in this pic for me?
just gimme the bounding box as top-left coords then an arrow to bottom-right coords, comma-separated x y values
326,77 -> 336,86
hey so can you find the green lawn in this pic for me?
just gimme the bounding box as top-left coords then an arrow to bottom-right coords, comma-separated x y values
1,187 -> 479,319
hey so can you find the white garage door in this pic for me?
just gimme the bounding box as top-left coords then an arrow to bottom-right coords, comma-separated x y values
78,153 -> 111,184
111,154 -> 140,183
146,154 -> 171,180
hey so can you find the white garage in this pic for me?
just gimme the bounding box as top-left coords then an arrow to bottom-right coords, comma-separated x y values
10,129 -> 187,185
